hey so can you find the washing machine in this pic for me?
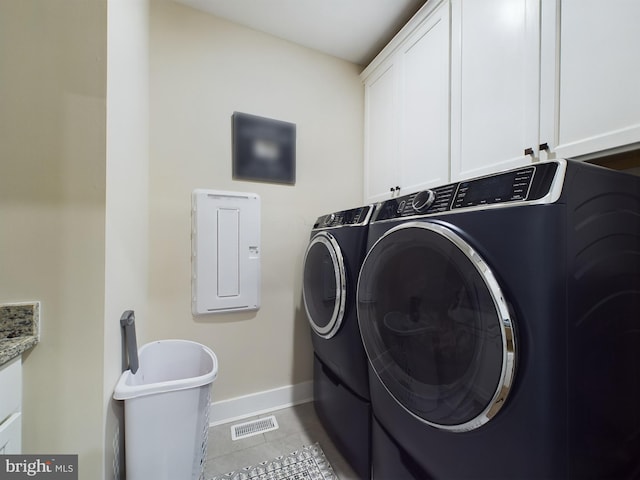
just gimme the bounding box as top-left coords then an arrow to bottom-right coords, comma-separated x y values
356,159 -> 640,479
303,204 -> 374,479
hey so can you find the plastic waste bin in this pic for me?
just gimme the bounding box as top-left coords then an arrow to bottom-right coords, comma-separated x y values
114,339 -> 218,480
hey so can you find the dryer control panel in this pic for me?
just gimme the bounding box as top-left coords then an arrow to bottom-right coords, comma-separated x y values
374,161 -> 560,221
453,167 -> 535,208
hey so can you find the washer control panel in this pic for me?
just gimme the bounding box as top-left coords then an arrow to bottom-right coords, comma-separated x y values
392,183 -> 457,219
314,205 -> 374,229
374,162 -> 560,222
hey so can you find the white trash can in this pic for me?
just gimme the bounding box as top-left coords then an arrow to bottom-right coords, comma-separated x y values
114,339 -> 218,480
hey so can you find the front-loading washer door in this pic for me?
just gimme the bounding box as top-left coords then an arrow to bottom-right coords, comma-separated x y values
303,232 -> 347,339
357,221 -> 516,432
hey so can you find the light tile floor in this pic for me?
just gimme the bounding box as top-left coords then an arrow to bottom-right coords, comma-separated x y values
205,402 -> 360,480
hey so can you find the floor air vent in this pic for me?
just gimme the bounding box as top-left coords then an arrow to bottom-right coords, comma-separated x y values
231,415 -> 279,440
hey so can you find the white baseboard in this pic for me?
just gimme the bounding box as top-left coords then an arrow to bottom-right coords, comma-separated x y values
209,381 -> 313,426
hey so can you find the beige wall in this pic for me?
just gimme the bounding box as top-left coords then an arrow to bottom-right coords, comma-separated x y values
104,0 -> 150,477
1,0 -> 150,478
148,0 -> 364,401
0,0 -> 108,477
0,0 -> 362,476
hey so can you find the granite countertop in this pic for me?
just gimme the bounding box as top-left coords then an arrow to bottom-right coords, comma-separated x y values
0,302 -> 40,366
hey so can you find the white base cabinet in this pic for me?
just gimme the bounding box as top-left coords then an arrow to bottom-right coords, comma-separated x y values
0,357 -> 22,454
0,413 -> 22,454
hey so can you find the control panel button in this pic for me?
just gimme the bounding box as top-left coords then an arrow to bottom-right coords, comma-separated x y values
412,190 -> 436,213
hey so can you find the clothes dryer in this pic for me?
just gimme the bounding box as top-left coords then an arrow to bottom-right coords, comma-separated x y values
303,205 -> 374,479
357,160 -> 640,479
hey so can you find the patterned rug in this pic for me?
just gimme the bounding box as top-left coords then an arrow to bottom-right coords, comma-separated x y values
210,442 -> 338,480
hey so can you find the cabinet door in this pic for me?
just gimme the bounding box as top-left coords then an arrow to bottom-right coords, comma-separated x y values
399,2 -> 450,193
0,358 -> 21,454
0,413 -> 21,454
451,0 -> 540,180
364,60 -> 399,203
540,0 -> 640,160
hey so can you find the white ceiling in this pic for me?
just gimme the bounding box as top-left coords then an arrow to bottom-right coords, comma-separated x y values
173,0 -> 428,66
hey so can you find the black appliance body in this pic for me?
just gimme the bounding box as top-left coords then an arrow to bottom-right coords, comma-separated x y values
357,160 -> 640,479
303,205 -> 374,479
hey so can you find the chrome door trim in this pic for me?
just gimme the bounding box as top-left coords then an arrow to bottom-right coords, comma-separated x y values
303,232 -> 347,339
357,221 -> 517,432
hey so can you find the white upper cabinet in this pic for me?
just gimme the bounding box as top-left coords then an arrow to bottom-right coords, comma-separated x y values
362,0 -> 450,204
539,0 -> 640,161
450,0 -> 541,181
399,5 -> 450,194
364,59 -> 399,203
363,0 -> 640,198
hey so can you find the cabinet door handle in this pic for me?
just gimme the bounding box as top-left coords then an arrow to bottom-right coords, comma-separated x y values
539,142 -> 549,151
524,147 -> 534,156
395,186 -> 400,192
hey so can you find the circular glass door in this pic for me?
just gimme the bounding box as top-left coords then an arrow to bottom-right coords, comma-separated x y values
303,232 -> 346,339
357,221 -> 516,432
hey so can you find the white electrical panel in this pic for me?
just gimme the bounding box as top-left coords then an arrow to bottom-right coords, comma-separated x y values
192,189 -> 260,315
